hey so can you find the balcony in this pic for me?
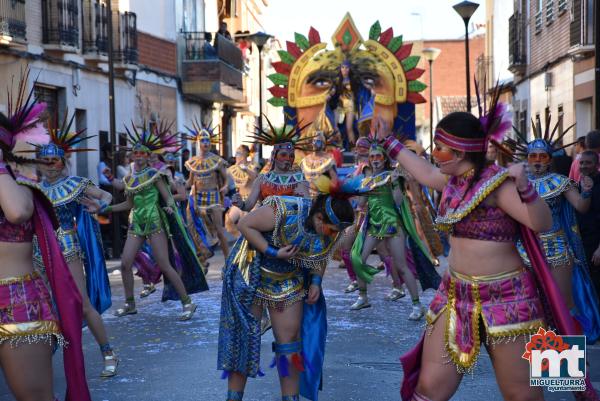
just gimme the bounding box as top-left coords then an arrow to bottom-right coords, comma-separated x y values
42,0 -> 79,51
0,0 -> 26,44
113,11 -> 138,67
180,32 -> 243,104
508,12 -> 527,74
82,0 -> 108,59
534,10 -> 543,33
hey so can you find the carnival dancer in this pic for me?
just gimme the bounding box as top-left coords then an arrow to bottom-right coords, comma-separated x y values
381,89 -> 579,399
185,119 -> 230,260
300,129 -> 338,198
233,117 -> 311,213
33,112 -> 118,377
510,117 -> 600,343
0,72 -> 91,400
218,180 -> 356,401
348,130 -> 427,318
225,145 -> 258,236
96,124 -> 207,320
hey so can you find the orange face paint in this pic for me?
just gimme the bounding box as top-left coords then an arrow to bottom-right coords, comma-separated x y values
432,147 -> 455,164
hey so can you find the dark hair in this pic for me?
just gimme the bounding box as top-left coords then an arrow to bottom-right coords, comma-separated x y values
551,154 -> 572,176
577,136 -> 586,147
305,194 -> 354,231
586,130 -> 600,150
238,144 -> 250,154
436,112 -> 487,190
581,150 -> 600,164
205,32 -> 213,42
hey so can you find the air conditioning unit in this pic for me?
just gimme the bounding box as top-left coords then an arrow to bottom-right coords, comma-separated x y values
544,72 -> 553,88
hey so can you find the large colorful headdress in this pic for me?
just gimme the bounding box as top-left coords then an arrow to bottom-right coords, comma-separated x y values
506,114 -> 576,160
152,119 -> 181,155
434,81 -> 512,153
124,120 -> 173,154
184,116 -> 219,154
313,174 -> 365,229
34,111 -> 95,158
247,114 -> 313,155
0,68 -> 49,161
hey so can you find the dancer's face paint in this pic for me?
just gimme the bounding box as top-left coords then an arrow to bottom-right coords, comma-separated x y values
432,142 -> 462,174
527,150 -> 551,175
274,149 -> 294,172
132,150 -> 150,169
40,156 -> 64,180
369,149 -> 385,172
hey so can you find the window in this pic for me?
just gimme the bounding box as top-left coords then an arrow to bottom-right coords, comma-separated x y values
546,0 -> 555,23
34,84 -> 62,124
558,0 -> 568,14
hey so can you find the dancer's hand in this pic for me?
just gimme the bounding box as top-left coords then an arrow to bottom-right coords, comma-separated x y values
306,284 -> 320,304
581,175 -> 594,192
592,246 -> 600,266
507,162 -> 529,191
163,206 -> 174,215
80,196 -> 101,213
277,245 -> 299,259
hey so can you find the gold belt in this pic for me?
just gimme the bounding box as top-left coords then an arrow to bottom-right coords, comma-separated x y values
449,267 -> 524,283
0,271 -> 40,286
259,266 -> 298,279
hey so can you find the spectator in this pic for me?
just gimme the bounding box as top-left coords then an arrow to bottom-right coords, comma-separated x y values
576,150 -> 600,295
570,130 -> 600,181
551,149 -> 572,177
576,136 -> 587,155
116,151 -> 131,180
218,21 -> 232,41
203,32 -> 217,58
98,143 -> 115,188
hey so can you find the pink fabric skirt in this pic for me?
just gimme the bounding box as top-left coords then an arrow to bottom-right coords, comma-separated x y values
0,272 -> 63,347
426,268 -> 545,371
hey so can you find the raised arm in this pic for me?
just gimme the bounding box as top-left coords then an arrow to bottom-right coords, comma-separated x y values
240,176 -> 261,212
564,176 -> 593,214
495,164 -> 552,233
383,138 -> 447,191
0,165 -> 33,224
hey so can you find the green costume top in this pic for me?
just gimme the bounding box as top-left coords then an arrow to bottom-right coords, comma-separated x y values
124,167 -> 168,237
361,171 -> 402,238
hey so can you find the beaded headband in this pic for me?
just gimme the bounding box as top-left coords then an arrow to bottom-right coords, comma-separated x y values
434,128 -> 486,153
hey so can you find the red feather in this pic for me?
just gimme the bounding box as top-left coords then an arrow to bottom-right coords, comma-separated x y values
379,28 -> 393,46
405,68 -> 425,80
268,86 -> 288,98
407,92 -> 427,104
395,43 -> 413,60
286,41 -> 303,59
308,27 -> 321,46
272,61 -> 292,75
290,353 -> 305,372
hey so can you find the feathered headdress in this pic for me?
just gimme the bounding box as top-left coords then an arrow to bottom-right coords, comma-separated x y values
152,119 -> 181,154
124,120 -> 173,154
246,114 -> 313,153
0,68 -> 49,160
506,114 -> 576,160
32,110 -> 95,158
434,78 -> 512,153
183,116 -> 219,154
313,174 -> 365,229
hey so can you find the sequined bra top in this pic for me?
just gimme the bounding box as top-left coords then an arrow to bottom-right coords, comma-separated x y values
452,202 -> 518,242
0,206 -> 33,243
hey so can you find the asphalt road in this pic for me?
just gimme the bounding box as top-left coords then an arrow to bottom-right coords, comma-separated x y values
1,252 -> 599,401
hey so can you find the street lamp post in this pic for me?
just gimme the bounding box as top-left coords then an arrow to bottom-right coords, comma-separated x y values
453,1 -> 479,112
422,47 -> 441,162
247,32 -> 273,160
106,0 -> 120,257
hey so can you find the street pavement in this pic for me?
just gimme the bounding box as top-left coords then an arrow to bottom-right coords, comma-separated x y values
1,252 -> 599,401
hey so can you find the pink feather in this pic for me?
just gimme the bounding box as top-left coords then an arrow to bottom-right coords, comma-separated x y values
15,122 -> 49,145
20,102 -> 47,126
481,102 -> 512,144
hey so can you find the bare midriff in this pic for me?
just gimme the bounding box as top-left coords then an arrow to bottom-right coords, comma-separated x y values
448,236 -> 524,276
0,241 -> 35,279
192,173 -> 219,192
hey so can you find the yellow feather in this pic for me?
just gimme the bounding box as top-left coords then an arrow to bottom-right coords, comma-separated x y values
313,175 -> 332,194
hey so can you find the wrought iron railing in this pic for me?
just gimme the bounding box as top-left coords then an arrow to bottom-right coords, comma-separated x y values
535,10 -> 543,32
42,0 -> 79,47
509,12 -> 526,68
182,31 -> 243,70
546,0 -> 555,23
83,0 -> 108,54
0,0 -> 26,42
114,11 -> 138,64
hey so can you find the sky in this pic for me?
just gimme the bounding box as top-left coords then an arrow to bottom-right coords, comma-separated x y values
263,0 -> 487,45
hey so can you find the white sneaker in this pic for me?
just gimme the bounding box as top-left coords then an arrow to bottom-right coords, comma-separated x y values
385,287 -> 406,301
408,304 -> 425,321
344,281 -> 359,293
350,296 -> 371,310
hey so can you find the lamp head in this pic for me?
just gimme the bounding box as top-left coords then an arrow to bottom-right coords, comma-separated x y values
422,47 -> 442,62
453,1 -> 480,21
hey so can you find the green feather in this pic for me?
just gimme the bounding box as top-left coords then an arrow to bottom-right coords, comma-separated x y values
401,55 -> 420,71
387,35 -> 403,53
408,81 -> 427,92
277,50 -> 296,65
267,73 -> 289,86
369,21 -> 381,41
267,97 -> 288,107
294,32 -> 310,51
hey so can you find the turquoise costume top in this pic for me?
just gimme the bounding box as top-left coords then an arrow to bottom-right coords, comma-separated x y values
518,171 -> 600,343
36,175 -> 112,314
218,196 -> 337,401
